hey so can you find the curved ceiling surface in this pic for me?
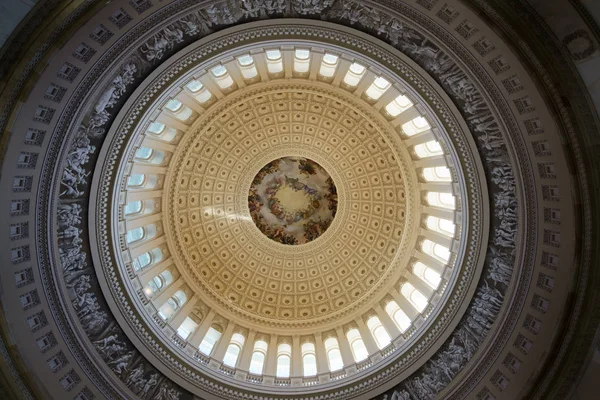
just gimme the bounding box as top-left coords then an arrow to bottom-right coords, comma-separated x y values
0,1 -> 598,400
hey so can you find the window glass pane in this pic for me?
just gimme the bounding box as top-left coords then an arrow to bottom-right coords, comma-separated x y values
402,116 -> 431,136
124,201 -> 143,215
126,227 -> 144,243
127,174 -> 145,187
373,326 -> 391,348
386,301 -> 412,332
223,344 -> 241,367
173,290 -> 187,306
327,348 -> 344,371
199,327 -> 221,356
148,122 -> 165,134
177,317 -> 198,340
249,352 -> 265,374
349,63 -> 365,74
322,53 -> 339,64
347,329 -> 368,362
385,95 -> 413,117
295,49 -> 310,59
266,49 -> 281,60
276,355 -> 290,378
165,99 -> 182,112
303,354 -> 317,376
186,80 -> 203,92
211,65 -> 227,77
135,147 -> 153,160
238,54 -> 254,66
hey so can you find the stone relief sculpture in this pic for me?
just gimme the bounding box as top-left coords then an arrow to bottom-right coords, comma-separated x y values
51,1 -> 521,398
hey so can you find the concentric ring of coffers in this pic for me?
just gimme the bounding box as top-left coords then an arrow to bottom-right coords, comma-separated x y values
166,83 -> 414,328
93,23 -> 487,395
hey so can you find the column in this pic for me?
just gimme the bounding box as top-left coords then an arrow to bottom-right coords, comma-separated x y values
126,189 -> 162,203
138,258 -> 173,286
130,164 -> 167,175
291,335 -> 302,377
126,212 -> 162,231
355,318 -> 379,355
169,295 -> 199,329
390,106 -> 421,127
391,290 -> 419,320
140,137 -> 176,153
210,321 -> 236,361
237,330 -> 257,372
407,273 -> 434,299
314,332 -> 329,381
224,59 -> 247,88
334,327 -> 355,367
188,309 -> 215,348
264,335 -> 279,376
352,70 -> 377,97
374,304 -> 401,338
282,48 -> 294,79
332,58 -> 351,86
129,236 -> 166,258
308,51 -> 323,80
151,277 -> 183,307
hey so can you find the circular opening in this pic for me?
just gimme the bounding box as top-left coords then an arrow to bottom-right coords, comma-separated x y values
248,157 -> 337,245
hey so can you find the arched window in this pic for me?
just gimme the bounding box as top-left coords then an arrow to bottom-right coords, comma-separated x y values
134,252 -> 151,271
223,333 -> 245,368
414,140 -> 443,158
237,54 -> 258,79
324,337 -> 344,371
294,49 -> 311,73
423,166 -> 452,182
276,343 -> 291,378
421,239 -> 451,263
148,122 -> 177,142
199,326 -> 222,356
401,283 -> 428,313
265,49 -> 283,74
426,192 -> 456,209
366,316 -> 391,349
165,98 -> 193,121
147,269 -> 173,294
124,200 -> 143,216
413,262 -> 442,289
127,174 -> 146,188
426,216 -> 456,236
126,227 -> 144,244
126,224 -> 157,245
135,147 -> 165,165
176,317 -> 198,340
346,329 -> 369,362
385,301 -> 412,332
319,53 -> 339,77
385,95 -> 413,117
211,65 -> 234,89
343,62 -> 366,86
365,76 -> 391,100
157,289 -> 187,320
127,174 -> 158,189
134,147 -> 153,160
402,116 -> 431,136
248,340 -> 268,375
133,248 -> 162,271
148,122 -> 166,134
165,98 -> 183,113
186,80 -> 212,103
302,342 -> 317,377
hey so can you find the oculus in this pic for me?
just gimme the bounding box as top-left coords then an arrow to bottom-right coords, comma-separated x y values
248,157 -> 337,244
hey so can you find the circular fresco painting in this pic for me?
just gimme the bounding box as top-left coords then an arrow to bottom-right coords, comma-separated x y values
248,157 -> 338,245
